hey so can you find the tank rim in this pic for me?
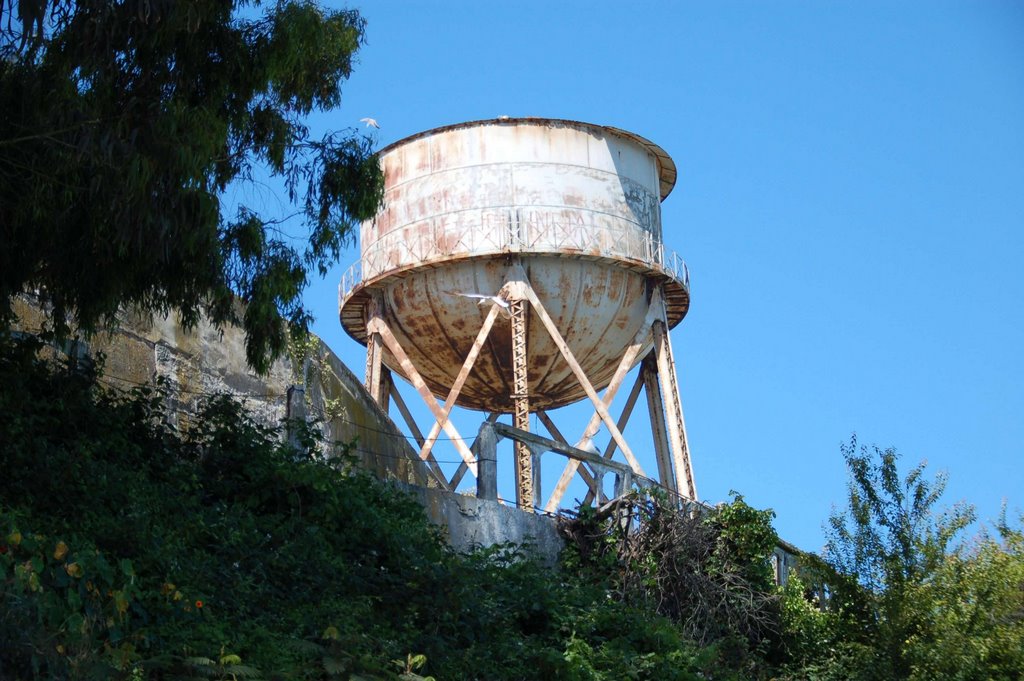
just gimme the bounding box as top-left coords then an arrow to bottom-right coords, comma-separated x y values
376,117 -> 678,201
338,253 -> 690,349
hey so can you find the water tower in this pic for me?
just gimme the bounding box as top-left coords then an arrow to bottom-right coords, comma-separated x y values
339,118 -> 696,511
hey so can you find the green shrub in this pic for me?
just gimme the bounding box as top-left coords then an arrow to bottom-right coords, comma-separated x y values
0,337 -> 708,680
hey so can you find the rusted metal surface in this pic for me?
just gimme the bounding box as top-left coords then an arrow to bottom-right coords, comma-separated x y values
349,258 -> 659,412
542,291 -> 658,511
509,294 -> 533,510
340,118 -> 689,413
417,300 -> 502,466
652,314 -> 697,500
374,118 -> 678,200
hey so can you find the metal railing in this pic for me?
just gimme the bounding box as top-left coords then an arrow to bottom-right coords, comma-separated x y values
476,421 -> 709,513
477,421 -> 648,508
338,260 -> 362,307
339,213 -> 689,302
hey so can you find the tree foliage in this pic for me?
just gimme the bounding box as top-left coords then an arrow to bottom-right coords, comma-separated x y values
903,518 -> 1024,680
0,0 -> 384,372
3,336 -> 1021,680
778,437 -> 1024,681
825,436 -> 975,595
0,336 -> 717,680
559,491 -> 784,676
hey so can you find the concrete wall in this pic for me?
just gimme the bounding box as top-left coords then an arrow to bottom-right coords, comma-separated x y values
11,297 -> 803,568
13,298 -> 551,553
772,542 -> 802,587
301,341 -> 433,487
394,482 -> 564,564
11,296 -> 432,487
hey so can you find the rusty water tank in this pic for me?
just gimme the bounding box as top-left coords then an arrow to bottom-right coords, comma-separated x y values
339,118 -> 689,413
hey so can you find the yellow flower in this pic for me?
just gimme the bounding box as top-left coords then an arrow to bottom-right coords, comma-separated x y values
65,562 -> 83,578
53,541 -> 69,561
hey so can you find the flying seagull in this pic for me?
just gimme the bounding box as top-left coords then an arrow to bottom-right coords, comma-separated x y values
360,117 -> 380,129
447,290 -> 511,313
448,291 -> 509,308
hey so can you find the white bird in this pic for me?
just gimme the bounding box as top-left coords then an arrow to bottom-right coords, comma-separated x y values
448,290 -> 509,310
360,117 -> 380,129
573,437 -> 600,456
447,291 -> 513,319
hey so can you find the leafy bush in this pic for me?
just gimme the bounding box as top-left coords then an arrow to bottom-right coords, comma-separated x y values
778,437 -> 1024,681
557,490 -> 784,677
13,335 -> 1015,680
0,337 -> 710,680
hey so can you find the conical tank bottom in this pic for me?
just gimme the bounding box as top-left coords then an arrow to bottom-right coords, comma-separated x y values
377,256 -> 654,412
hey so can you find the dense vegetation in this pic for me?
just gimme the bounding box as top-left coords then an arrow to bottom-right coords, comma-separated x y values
780,441 -> 1024,680
2,336 -> 1023,680
4,2 -> 1020,678
1,0 -> 383,372
0,336 -> 785,680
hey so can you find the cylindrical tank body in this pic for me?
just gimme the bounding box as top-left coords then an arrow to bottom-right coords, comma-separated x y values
340,118 -> 689,413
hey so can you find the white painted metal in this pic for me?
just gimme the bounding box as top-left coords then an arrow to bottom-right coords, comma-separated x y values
340,118 -> 689,413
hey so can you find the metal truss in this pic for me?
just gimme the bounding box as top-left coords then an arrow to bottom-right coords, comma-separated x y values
361,260 -> 697,508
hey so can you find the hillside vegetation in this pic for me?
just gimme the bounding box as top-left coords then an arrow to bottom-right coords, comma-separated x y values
1,336 -> 1021,680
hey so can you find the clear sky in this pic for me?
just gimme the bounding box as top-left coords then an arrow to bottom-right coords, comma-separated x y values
292,0 -> 1024,552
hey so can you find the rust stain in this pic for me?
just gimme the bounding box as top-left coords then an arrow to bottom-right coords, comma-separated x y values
340,120 -> 688,411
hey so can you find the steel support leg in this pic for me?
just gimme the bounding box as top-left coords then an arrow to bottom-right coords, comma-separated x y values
365,294 -> 389,408
365,331 -> 385,404
652,317 -> 697,501
642,353 -> 677,493
510,297 -> 533,511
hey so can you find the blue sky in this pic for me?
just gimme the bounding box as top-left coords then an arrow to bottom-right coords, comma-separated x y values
292,1 -> 1024,552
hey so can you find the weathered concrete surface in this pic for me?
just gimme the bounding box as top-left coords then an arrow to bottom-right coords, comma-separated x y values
772,541 -> 801,587
308,344 -> 432,487
11,296 -> 432,487
394,482 -> 564,565
16,289 -> 552,552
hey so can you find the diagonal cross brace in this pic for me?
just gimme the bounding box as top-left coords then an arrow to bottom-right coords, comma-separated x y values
513,270 -> 646,478
542,288 -> 665,511
417,301 -> 503,464
367,317 -> 478,478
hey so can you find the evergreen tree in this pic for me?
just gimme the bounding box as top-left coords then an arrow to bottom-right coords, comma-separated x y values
0,0 -> 383,372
